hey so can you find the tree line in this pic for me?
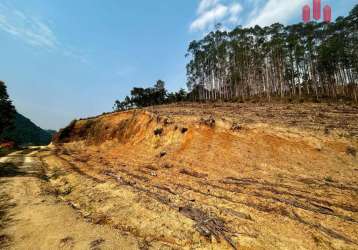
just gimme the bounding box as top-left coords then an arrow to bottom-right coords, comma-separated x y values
186,4 -> 358,102
0,81 -> 16,137
113,80 -> 187,111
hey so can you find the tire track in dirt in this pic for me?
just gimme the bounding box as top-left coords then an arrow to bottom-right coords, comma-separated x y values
50,151 -> 358,248
0,148 -> 146,250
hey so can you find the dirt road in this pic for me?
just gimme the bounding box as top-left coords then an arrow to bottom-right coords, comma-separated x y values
0,148 -> 141,250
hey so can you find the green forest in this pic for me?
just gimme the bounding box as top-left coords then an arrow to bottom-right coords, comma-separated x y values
0,81 -> 54,146
113,4 -> 358,110
186,4 -> 358,102
0,113 -> 55,146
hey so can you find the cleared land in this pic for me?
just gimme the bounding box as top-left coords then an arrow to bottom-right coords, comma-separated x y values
1,102 -> 358,249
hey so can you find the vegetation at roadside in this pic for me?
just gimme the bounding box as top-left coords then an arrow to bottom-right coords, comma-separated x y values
0,81 -> 16,136
0,81 -> 54,146
113,80 -> 187,111
0,147 -> 15,157
0,113 -> 55,146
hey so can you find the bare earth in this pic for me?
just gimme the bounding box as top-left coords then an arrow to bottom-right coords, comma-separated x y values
0,150 -> 141,250
1,102 -> 357,249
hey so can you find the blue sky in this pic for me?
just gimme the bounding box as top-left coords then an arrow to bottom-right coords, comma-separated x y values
0,0 -> 356,130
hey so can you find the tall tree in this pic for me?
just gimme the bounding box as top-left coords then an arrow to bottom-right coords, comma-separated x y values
154,80 -> 167,104
0,81 -> 16,137
186,4 -> 358,102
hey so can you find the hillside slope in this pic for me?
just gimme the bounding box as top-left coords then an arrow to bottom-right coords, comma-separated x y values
45,102 -> 357,249
1,113 -> 54,146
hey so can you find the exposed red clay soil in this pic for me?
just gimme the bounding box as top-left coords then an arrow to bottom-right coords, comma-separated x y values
20,103 -> 358,249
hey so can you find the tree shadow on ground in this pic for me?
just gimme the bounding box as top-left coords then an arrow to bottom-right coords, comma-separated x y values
0,148 -> 48,180
0,148 -> 44,248
0,162 -> 26,178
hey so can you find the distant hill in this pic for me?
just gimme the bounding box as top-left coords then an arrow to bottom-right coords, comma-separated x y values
0,113 -> 55,146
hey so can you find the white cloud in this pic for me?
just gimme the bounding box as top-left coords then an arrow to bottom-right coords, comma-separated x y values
198,0 -> 219,14
191,4 -> 228,31
190,0 -> 243,32
0,3 -> 88,63
230,3 -> 243,15
246,0 -> 306,27
192,0 -> 310,32
228,3 -> 243,23
0,3 -> 58,49
247,0 -> 264,19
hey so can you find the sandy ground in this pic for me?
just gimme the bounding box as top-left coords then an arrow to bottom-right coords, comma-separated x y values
1,103 -> 357,250
0,149 -> 143,250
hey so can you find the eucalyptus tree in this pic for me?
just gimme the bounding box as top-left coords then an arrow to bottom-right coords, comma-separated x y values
186,4 -> 358,102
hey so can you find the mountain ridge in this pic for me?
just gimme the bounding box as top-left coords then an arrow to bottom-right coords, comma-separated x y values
0,112 -> 54,146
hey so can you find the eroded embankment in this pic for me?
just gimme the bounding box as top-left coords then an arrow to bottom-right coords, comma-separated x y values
45,108 -> 358,249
